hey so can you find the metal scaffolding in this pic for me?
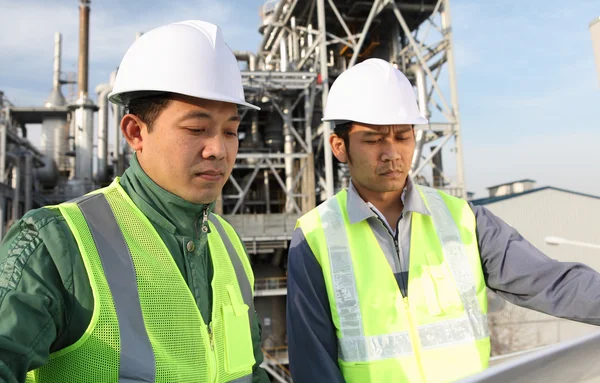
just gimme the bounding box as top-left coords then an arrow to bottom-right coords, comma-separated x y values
227,0 -> 467,224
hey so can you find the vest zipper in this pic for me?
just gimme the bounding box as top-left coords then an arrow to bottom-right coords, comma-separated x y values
207,323 -> 217,382
373,214 -> 408,297
404,297 -> 427,382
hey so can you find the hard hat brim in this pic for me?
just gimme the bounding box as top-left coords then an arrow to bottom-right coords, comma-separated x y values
321,116 -> 429,126
108,89 -> 260,111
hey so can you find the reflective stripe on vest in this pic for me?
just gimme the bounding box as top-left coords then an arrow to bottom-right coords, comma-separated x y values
209,214 -> 256,335
77,193 -> 253,383
78,194 -> 156,381
317,186 -> 488,362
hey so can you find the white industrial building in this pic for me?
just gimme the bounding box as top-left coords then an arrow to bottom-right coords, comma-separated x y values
472,180 -> 600,361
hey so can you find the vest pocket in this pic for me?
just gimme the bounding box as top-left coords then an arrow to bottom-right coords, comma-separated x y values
421,252 -> 464,316
222,285 -> 255,374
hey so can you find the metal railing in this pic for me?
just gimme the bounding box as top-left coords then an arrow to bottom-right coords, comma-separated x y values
255,277 -> 288,291
263,346 -> 289,361
262,347 -> 293,383
456,331 -> 600,382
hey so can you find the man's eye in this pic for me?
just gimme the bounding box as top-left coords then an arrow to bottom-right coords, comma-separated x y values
225,132 -> 238,137
186,128 -> 206,134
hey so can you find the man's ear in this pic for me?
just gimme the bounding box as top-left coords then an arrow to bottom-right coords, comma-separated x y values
121,114 -> 146,153
330,134 -> 348,163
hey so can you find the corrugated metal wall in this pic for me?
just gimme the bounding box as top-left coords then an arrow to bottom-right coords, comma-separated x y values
481,189 -> 600,356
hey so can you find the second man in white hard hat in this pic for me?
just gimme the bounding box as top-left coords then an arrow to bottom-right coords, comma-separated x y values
286,58 -> 600,383
0,20 -> 269,382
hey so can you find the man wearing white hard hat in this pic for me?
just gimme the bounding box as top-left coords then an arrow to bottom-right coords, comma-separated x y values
286,58 -> 600,383
0,21 -> 269,382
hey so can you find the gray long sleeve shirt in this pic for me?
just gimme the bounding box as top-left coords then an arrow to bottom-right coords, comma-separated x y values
286,178 -> 600,383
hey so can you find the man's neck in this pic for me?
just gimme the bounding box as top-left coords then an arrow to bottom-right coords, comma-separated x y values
352,180 -> 405,229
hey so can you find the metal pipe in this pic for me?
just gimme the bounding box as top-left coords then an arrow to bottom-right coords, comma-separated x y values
280,38 -> 288,72
259,0 -> 286,52
283,100 -> 294,212
24,154 -> 32,212
234,51 -> 257,71
0,123 -> 6,184
73,101 -> 95,183
291,16 -> 299,62
411,65 -> 428,172
95,84 -> 111,183
12,155 -> 21,221
441,0 -> 466,198
0,195 -> 4,239
265,0 -> 299,58
264,169 -> 271,214
392,2 -> 453,119
53,32 -> 62,91
250,112 -> 261,148
78,0 -> 91,98
317,0 -> 334,198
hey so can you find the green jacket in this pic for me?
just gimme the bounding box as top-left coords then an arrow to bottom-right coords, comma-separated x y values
0,155 -> 269,383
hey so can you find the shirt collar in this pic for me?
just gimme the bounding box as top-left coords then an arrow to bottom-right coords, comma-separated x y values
346,177 -> 431,224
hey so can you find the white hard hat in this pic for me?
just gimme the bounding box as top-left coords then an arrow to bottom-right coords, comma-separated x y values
323,58 -> 427,125
108,20 -> 259,110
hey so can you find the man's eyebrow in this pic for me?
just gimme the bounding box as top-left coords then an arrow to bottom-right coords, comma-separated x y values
177,111 -> 241,123
177,111 -> 212,122
362,130 -> 385,137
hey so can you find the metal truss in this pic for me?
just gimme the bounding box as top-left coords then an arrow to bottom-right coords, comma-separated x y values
244,0 -> 467,202
223,71 -> 318,215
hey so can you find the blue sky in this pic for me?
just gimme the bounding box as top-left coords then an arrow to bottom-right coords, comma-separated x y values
1,0 -> 599,198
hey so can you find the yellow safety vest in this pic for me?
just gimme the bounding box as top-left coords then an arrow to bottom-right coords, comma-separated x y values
27,179 -> 256,383
297,186 -> 490,383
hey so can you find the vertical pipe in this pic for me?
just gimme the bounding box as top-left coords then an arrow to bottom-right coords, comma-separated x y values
95,84 -> 111,183
78,0 -> 90,98
0,123 -> 6,184
411,65 -> 428,172
303,87 -> 316,212
291,16 -> 300,62
12,156 -> 21,221
24,154 -> 32,213
283,100 -> 294,212
53,32 -> 62,91
74,105 -> 94,183
317,0 -> 334,198
280,38 -> 288,72
0,196 -> 5,239
251,112 -> 261,148
441,0 -> 466,198
114,103 -> 125,175
264,169 -> 271,214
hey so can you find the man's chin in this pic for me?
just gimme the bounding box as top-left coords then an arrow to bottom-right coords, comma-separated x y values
180,187 -> 221,205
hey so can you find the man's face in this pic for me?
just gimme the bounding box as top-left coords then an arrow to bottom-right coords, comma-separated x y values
135,94 -> 240,204
331,123 -> 415,194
